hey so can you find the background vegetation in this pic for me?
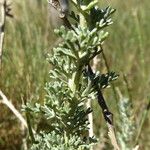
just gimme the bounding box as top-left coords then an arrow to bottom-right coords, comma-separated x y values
0,0 -> 149,149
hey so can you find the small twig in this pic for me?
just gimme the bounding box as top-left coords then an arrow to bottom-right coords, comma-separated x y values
63,16 -> 73,30
101,46 -> 118,101
101,45 -> 120,114
48,0 -> 73,30
0,90 -> 28,128
87,65 -> 120,150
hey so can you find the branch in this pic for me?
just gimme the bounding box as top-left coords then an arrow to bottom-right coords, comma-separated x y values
87,65 -> 120,150
48,0 -> 73,30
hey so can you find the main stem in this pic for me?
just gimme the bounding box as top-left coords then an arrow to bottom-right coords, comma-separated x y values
78,0 -> 94,141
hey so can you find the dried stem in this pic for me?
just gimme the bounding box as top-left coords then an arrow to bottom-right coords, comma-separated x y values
87,65 -> 120,150
86,55 -> 100,139
0,90 -> 28,128
0,0 -> 6,69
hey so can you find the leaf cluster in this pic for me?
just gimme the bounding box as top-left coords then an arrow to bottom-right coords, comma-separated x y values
30,131 -> 96,150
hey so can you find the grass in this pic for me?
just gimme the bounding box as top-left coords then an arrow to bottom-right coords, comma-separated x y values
0,0 -> 150,149
0,1 -> 51,149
